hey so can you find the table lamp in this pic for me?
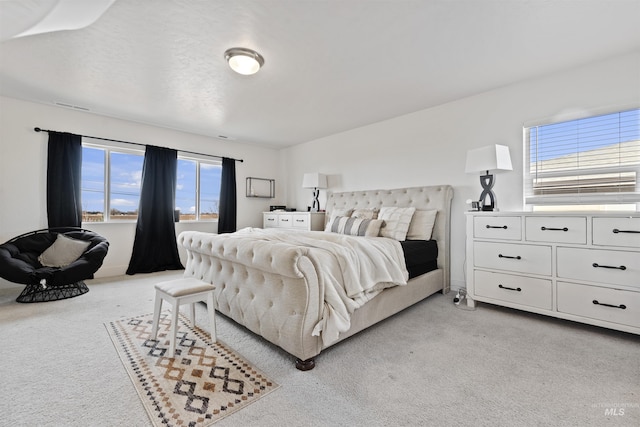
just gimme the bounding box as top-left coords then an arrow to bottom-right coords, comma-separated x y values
465,144 -> 512,211
302,173 -> 328,212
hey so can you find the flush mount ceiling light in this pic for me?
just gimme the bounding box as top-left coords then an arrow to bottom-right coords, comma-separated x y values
224,47 -> 265,75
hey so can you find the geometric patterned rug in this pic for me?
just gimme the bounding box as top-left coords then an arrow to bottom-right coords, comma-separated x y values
105,312 -> 280,426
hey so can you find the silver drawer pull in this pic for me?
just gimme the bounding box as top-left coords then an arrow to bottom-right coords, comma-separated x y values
592,263 -> 626,271
281,219 -> 289,222
296,219 -> 304,222
541,226 -> 568,232
592,300 -> 626,310
498,284 -> 521,292
612,228 -> 640,234
267,218 -> 275,221
498,254 -> 521,260
486,225 -> 507,229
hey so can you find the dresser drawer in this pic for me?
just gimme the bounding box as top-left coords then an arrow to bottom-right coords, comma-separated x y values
277,214 -> 293,227
525,216 -> 586,244
592,217 -> 640,248
474,270 -> 552,310
474,242 -> 551,276
557,281 -> 640,328
291,214 -> 310,229
473,216 -> 521,240
557,247 -> 640,288
263,213 -> 278,228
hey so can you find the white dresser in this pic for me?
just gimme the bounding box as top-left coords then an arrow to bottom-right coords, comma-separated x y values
263,211 -> 325,231
465,212 -> 640,334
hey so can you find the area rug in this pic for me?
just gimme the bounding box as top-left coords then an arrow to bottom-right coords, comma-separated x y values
105,312 -> 280,426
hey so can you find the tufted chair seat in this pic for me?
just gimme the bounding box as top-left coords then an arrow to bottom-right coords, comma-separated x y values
0,227 -> 109,303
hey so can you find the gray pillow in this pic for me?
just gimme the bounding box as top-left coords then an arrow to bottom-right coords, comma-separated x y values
330,216 -> 383,237
38,234 -> 91,267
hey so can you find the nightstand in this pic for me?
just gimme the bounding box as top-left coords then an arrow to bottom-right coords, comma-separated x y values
263,211 -> 325,231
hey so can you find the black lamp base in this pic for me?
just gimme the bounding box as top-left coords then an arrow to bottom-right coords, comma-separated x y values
479,172 -> 496,211
311,188 -> 320,212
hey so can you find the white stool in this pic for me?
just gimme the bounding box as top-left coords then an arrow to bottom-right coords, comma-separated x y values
151,277 -> 216,357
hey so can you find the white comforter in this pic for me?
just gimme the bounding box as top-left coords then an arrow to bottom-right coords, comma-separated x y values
231,228 -> 409,346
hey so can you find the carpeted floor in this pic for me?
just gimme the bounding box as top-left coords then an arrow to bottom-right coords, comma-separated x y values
0,271 -> 638,426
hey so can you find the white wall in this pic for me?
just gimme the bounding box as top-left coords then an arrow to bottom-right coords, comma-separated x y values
0,96 -> 284,286
2,52 -> 638,291
282,51 -> 640,291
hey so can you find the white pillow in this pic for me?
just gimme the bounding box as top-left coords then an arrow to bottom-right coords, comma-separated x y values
38,234 -> 91,267
378,207 -> 416,241
324,208 -> 353,231
351,208 -> 378,220
329,216 -> 384,237
407,209 -> 438,240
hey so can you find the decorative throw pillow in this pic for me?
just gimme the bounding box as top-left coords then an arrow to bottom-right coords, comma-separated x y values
38,234 -> 91,267
329,216 -> 384,237
351,208 -> 378,220
324,208 -> 354,231
378,206 -> 416,240
407,209 -> 438,240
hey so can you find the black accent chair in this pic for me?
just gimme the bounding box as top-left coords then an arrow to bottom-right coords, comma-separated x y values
0,228 -> 109,303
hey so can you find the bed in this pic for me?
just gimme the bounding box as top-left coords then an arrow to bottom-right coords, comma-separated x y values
179,185 -> 453,370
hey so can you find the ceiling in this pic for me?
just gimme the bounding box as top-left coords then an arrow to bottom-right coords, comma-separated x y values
1,0 -> 639,148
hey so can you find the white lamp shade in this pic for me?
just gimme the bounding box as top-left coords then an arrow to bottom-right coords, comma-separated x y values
465,144 -> 513,173
302,173 -> 328,189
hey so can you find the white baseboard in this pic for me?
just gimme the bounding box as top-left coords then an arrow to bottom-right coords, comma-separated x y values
450,278 -> 467,292
94,264 -> 128,278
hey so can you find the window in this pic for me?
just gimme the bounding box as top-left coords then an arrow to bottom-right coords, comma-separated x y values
81,144 -> 143,222
81,143 -> 221,222
81,146 -> 106,222
109,151 -> 144,220
175,158 -> 221,221
524,108 -> 640,209
199,163 -> 221,220
176,159 -> 197,221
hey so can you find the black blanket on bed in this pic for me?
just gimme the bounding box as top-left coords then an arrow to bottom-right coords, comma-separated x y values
400,240 -> 438,279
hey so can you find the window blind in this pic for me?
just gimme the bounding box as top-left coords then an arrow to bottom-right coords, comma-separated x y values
524,108 -> 640,205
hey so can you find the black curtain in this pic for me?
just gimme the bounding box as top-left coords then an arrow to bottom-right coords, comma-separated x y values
126,146 -> 183,275
47,132 -> 83,228
217,157 -> 237,234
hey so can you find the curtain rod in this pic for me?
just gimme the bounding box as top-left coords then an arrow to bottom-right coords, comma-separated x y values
33,127 -> 243,163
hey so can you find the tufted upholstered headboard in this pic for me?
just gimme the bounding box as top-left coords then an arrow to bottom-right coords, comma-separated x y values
325,185 -> 454,290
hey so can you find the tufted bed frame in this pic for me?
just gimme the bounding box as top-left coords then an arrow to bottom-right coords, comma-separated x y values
179,185 -> 453,370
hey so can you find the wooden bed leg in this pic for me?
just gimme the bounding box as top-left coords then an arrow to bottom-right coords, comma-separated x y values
295,358 -> 315,371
